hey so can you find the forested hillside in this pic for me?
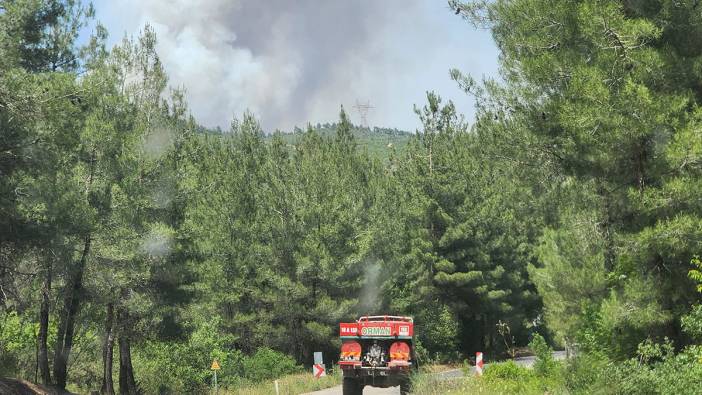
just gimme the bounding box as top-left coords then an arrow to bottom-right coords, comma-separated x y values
2,0 -> 702,394
200,123 -> 412,162
273,124 -> 412,161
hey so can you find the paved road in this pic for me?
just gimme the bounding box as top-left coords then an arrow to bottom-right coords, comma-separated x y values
303,352 -> 566,395
304,385 -> 399,395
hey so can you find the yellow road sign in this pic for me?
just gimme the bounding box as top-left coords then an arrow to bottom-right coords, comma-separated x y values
211,359 -> 221,370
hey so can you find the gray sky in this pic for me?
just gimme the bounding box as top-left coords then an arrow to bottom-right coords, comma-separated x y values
93,1 -> 499,132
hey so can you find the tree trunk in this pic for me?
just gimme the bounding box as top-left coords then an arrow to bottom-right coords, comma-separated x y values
101,303 -> 115,395
53,234 -> 91,389
37,258 -> 52,385
53,147 -> 97,389
596,181 -> 616,272
0,264 -> 6,310
118,310 -> 138,395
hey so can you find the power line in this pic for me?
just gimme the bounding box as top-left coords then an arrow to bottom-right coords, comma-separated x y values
353,99 -> 374,128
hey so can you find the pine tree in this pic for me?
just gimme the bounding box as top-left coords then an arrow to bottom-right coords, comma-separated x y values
454,0 -> 702,355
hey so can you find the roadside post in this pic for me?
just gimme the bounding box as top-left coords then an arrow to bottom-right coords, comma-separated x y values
476,352 -> 483,376
313,351 -> 326,378
211,359 -> 221,394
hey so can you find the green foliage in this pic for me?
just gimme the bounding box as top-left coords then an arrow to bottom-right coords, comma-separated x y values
478,361 -> 559,395
416,304 -> 460,362
690,255 -> 702,292
134,343 -> 299,394
575,288 -> 670,360
181,110 -> 379,362
271,123 -> 411,162
530,219 -> 608,346
0,2 -> 549,389
378,91 -> 542,356
635,337 -> 674,365
563,346 -> 702,395
562,353 -> 608,394
683,256 -> 702,339
428,346 -> 702,395
574,307 -> 611,357
682,305 -> 702,339
647,353 -> 702,395
453,0 -> 702,361
528,334 -> 555,376
7,0 -> 702,391
133,319 -> 299,393
133,340 -> 224,394
240,348 -> 299,383
483,360 -> 534,381
0,311 -> 37,377
132,338 -> 187,391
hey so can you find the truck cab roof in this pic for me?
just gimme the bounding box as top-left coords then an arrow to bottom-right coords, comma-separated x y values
340,315 -> 414,339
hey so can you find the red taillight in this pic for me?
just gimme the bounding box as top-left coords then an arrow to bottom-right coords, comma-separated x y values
389,341 -> 410,361
341,341 -> 361,361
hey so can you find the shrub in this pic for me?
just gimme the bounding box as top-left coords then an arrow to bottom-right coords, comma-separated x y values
417,305 -> 460,362
682,305 -> 702,339
479,361 -> 551,394
529,333 -> 556,376
133,341 -> 220,394
483,360 -> 534,381
133,334 -> 300,393
653,346 -> 702,394
241,348 -> 299,382
0,311 -> 39,378
563,353 -> 608,394
564,344 -> 702,395
133,318 -> 242,394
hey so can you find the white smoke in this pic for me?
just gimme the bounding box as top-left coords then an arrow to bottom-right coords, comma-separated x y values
141,227 -> 173,257
142,125 -> 173,159
360,262 -> 382,313
94,0 -> 497,131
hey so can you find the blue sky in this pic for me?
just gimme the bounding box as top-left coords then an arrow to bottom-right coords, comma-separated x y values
90,1 -> 499,132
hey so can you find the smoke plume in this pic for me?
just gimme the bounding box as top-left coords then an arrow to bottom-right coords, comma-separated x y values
94,0 -> 497,131
360,262 -> 382,314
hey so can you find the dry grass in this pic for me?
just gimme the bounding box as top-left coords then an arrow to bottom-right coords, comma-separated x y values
418,364 -> 462,374
411,373 -> 467,395
221,364 -> 468,395
221,370 -> 341,395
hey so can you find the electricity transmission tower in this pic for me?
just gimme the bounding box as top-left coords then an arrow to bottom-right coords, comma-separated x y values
353,99 -> 374,128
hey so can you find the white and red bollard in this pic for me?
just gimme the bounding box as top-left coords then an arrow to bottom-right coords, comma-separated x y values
475,352 -> 484,376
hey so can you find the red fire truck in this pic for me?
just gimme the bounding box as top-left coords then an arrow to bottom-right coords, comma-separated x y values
339,315 -> 416,395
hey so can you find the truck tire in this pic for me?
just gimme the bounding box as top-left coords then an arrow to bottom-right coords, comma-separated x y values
400,377 -> 412,395
343,377 -> 361,395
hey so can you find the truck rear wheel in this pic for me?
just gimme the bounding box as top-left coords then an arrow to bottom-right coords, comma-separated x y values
400,377 -> 412,395
343,377 -> 362,395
